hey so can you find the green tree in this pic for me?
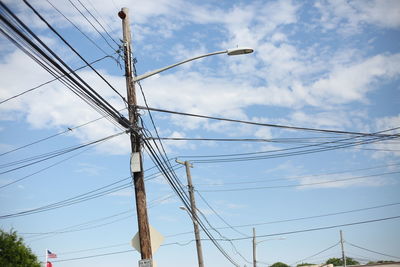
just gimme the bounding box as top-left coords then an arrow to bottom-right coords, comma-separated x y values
271,262 -> 291,267
326,257 -> 360,266
0,229 -> 41,267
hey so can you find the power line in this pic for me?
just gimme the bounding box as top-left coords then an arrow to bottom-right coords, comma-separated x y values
229,215 -> 400,241
198,170 -> 400,192
292,242 -> 340,265
195,162 -> 400,186
0,164 -> 180,219
65,0 -> 118,51
41,215 -> 400,263
0,107 -> 127,157
346,242 -> 400,260
23,0 -> 126,103
189,136 -> 398,164
44,0 -> 113,57
75,0 -> 119,47
230,202 -> 400,229
165,202 -> 400,238
51,249 -> 134,263
0,143 -> 98,190
196,190 -> 249,238
0,2 -> 131,130
0,54 -> 114,105
22,194 -> 175,242
0,131 -> 127,175
137,105 -> 400,137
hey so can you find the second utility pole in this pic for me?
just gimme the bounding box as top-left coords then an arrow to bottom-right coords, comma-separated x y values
340,230 -> 346,267
176,160 -> 204,267
119,8 -> 152,266
253,227 -> 257,267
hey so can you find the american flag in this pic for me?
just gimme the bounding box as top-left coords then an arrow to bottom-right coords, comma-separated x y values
47,250 -> 57,258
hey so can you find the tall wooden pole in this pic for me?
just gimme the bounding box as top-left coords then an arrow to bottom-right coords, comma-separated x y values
118,8 -> 152,264
185,161 -> 204,267
253,227 -> 257,267
340,230 -> 346,267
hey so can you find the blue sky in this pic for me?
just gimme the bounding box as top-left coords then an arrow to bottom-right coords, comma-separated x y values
0,0 -> 399,266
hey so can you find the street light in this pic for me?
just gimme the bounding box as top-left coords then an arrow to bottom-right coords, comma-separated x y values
133,47 -> 254,82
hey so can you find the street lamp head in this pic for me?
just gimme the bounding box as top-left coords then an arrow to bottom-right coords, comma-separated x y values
179,206 -> 187,211
227,47 -> 254,56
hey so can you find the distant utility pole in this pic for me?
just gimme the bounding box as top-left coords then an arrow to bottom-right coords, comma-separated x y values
340,230 -> 346,267
176,160 -> 204,267
253,228 -> 257,267
118,8 -> 152,266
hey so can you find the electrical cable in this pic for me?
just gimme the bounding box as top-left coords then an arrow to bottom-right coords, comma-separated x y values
84,0 -> 117,35
0,2 -> 130,130
23,194 -> 175,242
0,107 -> 127,157
194,200 -> 251,264
189,135 -> 398,164
0,142 -> 101,190
0,54 -> 115,105
137,105 -> 399,137
45,214 -> 400,263
44,0 -> 114,57
65,0 -> 118,51
75,0 -> 120,47
196,190 -> 249,238
0,131 -> 126,169
0,131 -> 127,175
195,162 -> 400,186
197,170 -> 400,192
229,215 -> 400,241
292,242 -> 340,265
345,242 -> 400,260
23,0 -> 127,103
0,164 -> 181,219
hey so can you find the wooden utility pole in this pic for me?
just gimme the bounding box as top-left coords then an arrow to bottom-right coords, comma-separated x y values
177,160 -> 204,267
118,8 -> 152,265
340,230 -> 346,267
253,227 -> 257,267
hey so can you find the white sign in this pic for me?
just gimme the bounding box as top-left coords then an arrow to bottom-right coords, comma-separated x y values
130,152 -> 141,173
131,225 -> 164,255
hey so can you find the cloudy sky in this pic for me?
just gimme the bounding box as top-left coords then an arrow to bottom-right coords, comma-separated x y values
0,0 -> 399,266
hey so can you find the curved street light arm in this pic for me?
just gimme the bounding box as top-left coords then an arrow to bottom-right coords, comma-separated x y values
133,47 -> 253,82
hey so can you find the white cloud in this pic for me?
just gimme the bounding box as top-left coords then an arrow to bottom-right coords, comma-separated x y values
310,53 -> 400,105
315,0 -> 400,34
74,163 -> 104,176
108,188 -> 133,197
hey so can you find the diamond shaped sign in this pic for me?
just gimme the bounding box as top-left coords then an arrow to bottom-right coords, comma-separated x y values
131,225 -> 164,255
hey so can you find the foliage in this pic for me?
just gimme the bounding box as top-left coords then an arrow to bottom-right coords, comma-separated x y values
0,229 -> 41,267
270,262 -> 291,267
297,263 -> 316,267
326,257 -> 360,266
